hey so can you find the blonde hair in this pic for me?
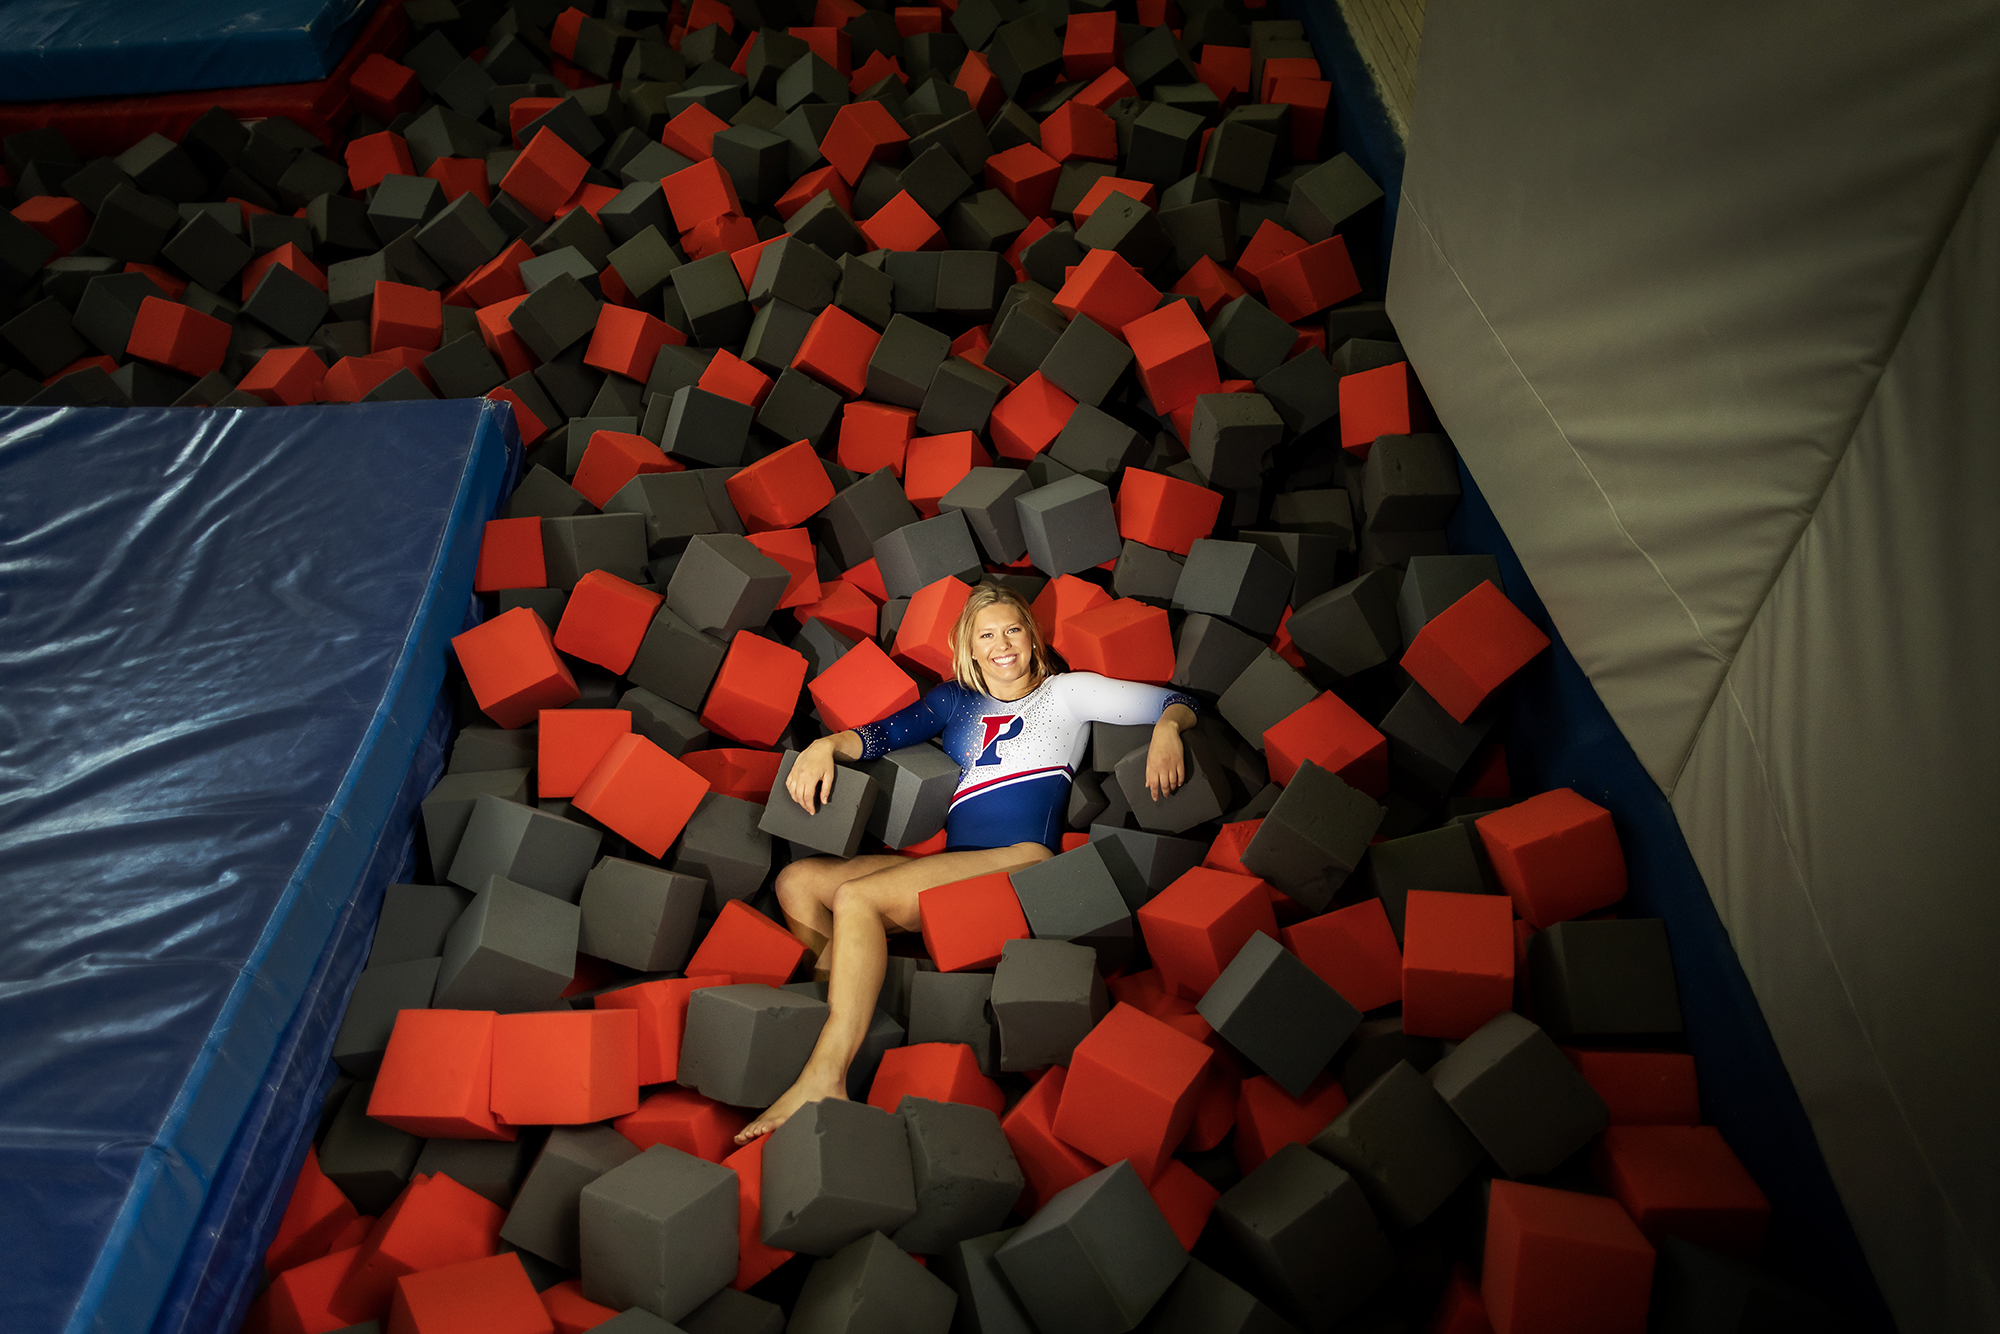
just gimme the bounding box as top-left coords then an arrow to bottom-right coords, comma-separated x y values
950,583 -> 1057,694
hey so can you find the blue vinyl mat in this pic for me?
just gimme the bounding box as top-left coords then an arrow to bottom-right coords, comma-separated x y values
0,400 -> 514,1334
0,0 -> 377,102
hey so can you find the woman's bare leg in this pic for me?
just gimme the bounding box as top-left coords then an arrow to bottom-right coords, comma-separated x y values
735,841 -> 1054,1144
773,853 -> 904,974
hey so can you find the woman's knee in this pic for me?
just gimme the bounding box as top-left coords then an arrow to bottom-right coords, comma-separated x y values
776,857 -> 840,912
1014,842 -> 1054,867
830,872 -> 914,924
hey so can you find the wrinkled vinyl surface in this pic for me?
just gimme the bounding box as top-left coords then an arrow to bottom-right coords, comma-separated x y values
0,0 -> 374,101
0,400 -> 513,1334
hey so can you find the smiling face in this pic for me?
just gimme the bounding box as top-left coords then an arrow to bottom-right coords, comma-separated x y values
970,601 -> 1039,698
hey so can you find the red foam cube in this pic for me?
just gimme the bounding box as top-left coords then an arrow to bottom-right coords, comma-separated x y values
1061,597 -> 1173,683
595,974 -> 730,1084
1233,219 -> 1306,299
1039,99 -> 1118,164
1171,254 -> 1250,322
1481,1181 -> 1654,1334
1234,1071 -> 1350,1175
1203,819 -> 1261,880
699,346 -> 774,408
126,295 -> 231,378
837,399 -> 915,476
1338,358 -> 1423,457
238,346 -> 329,406
1593,1125 -> 1769,1260
700,629 -> 809,747
1106,968 -> 1200,1026
1270,76 -> 1332,159
1074,67 -> 1137,109
919,871 -> 1032,972
536,708 -> 631,800
369,1009 -> 513,1141
571,429 -> 680,510
1430,1264 -> 1496,1334
860,189 -> 945,252
583,303 -> 683,380
680,748 -> 783,804
868,1042 -> 1006,1119
332,1171 -> 505,1324
371,280 -> 444,353
1401,581 -> 1551,724
1264,690 -> 1387,792
988,371 -> 1076,461
794,305 -> 883,401
1148,1157 -> 1219,1251
685,899 -> 809,985
809,636 -> 921,731
12,194 -> 89,256
1071,175 -> 1157,223
722,1136 -> 797,1291
1281,899 -> 1401,1012
262,1245 -> 365,1334
351,52 -> 421,121
1136,867 -> 1281,1000
660,103 -> 730,160
426,155 -> 491,205
952,47 -> 1002,119
1052,247 -> 1160,334
1563,1048 -> 1700,1127
451,239 -> 532,308
500,127 -> 589,222
1060,10 -> 1120,79
477,295 -> 539,378
347,130 -> 415,195
1124,298 -> 1220,415
891,575 -> 972,679
662,157 -> 744,235
540,1280 -> 617,1334
487,385 -> 549,446
265,1146 -> 361,1275
726,438 -> 836,531
1029,574 -> 1112,663
553,569 -> 664,675
822,99 -> 911,184
452,606 -> 580,728
615,1086 -> 749,1162
1181,1041 -> 1241,1151
572,734 -> 710,858
388,1252 -> 554,1334
1260,235 -> 1362,323
794,579 -> 881,643
984,142 -> 1061,218
1475,788 -> 1626,928
904,429 -> 990,517
1001,1065 -> 1102,1214
1053,1003 -> 1213,1183
1401,890 -> 1515,1040
745,527 -> 821,608
1116,469 -> 1221,555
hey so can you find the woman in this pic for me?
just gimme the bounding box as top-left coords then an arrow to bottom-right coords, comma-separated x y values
734,583 -> 1200,1143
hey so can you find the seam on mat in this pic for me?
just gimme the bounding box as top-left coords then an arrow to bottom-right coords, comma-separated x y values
1399,190 -> 1728,783
1711,674 -> 1993,1312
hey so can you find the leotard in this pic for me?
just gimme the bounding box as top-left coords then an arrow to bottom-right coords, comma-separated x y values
853,672 -> 1199,851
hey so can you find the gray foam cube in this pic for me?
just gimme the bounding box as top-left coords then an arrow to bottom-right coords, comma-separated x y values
579,858 -> 704,972
673,792 -> 774,912
939,466 -> 1032,566
907,970 -> 1002,1078
1338,1016 -> 1446,1099
332,957 -> 441,1077
434,874 -> 581,1012
1427,1010 -> 1608,1178
874,509 -> 984,600
449,724 -> 537,774
937,1229 -> 1036,1334
1381,682 -> 1493,804
993,1161 -> 1186,1334
606,470 -> 721,554
1362,822 -> 1491,942
368,882 -> 474,968
758,751 -> 880,858
1146,1257 -> 1297,1334
791,1230 -> 958,1334
1112,729 -> 1229,836
1360,434 -> 1459,532
1007,845 -> 1137,973
1284,154 -> 1383,243
667,533 -> 790,637
580,1145 -> 738,1322
1396,554 -> 1501,646
679,983 -> 830,1107
761,1098 -> 918,1255
1287,570 -> 1403,676
1217,650 -> 1318,752
1086,827 -> 1208,911
1186,393 -> 1282,489
989,938 -> 1108,1073
1197,932 -> 1359,1098
448,792 -> 602,902
861,743 -> 960,849
415,1136 -> 537,1209
544,513 -> 651,589
319,1080 -> 424,1216
848,1006 -> 907,1103
1240,529 -> 1346,611
1239,762 -> 1384,913
1308,1060 -> 1482,1230
1170,614 -> 1266,700
1112,540 -> 1186,606
1527,919 -> 1683,1042
1172,539 -> 1294,639
1015,474 -> 1121,577
1209,1143 -> 1391,1332
818,466 -> 921,569
501,1125 -> 643,1270
627,605 -> 729,711
422,767 -> 532,875
594,1310 -> 683,1333
683,1287 -> 785,1334
1091,721 -> 1152,773
619,685 -> 711,756
890,1096 -> 1026,1254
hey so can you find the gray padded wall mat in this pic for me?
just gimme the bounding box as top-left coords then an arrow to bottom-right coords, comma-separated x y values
1383,3 -> 2000,1330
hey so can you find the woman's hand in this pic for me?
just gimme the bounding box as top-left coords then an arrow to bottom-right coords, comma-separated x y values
788,737 -> 841,814
1145,719 -> 1187,801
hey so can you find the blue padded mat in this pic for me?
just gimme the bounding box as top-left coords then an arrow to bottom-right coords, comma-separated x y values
0,400 -> 513,1334
0,0 -> 376,102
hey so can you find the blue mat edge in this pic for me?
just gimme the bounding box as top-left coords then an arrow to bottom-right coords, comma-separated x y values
65,400 -> 516,1334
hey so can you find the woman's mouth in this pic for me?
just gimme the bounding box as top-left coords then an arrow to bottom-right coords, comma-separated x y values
991,653 -> 1018,668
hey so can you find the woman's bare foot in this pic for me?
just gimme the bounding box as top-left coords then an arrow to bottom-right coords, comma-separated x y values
734,1061 -> 848,1145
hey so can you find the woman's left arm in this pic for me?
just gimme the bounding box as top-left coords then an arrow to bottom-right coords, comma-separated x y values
1145,702 -> 1196,800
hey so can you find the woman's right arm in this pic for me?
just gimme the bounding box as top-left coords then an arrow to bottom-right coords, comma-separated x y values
788,685 -> 957,813
788,730 -> 864,813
